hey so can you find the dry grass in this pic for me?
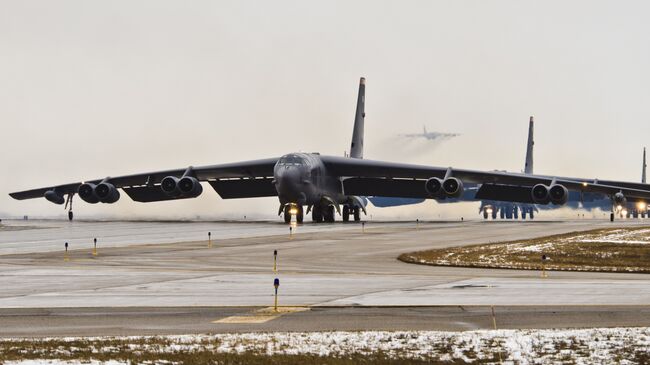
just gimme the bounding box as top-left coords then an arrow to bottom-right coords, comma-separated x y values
0,337 -> 474,365
399,226 -> 650,273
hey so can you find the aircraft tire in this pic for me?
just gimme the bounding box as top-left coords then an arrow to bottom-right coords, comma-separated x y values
483,211 -> 488,219
491,210 -> 497,219
353,207 -> 361,222
521,210 -> 527,220
499,209 -> 505,219
325,205 -> 335,222
342,205 -> 350,222
296,205 -> 304,223
312,206 -> 323,223
283,206 -> 291,223
513,207 -> 519,219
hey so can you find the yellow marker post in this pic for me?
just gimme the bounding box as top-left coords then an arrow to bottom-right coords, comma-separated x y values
92,238 -> 97,256
208,231 -> 212,248
273,278 -> 280,312
416,219 -> 419,230
362,222 -> 365,233
64,242 -> 69,261
273,250 -> 278,272
289,226 -> 293,240
541,254 -> 548,278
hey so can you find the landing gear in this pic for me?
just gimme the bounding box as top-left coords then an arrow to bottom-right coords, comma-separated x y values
521,209 -> 527,220
342,205 -> 350,222
529,208 -> 534,219
483,211 -> 488,219
610,212 -> 615,222
312,206 -> 323,223
499,208 -> 505,219
64,193 -> 75,221
513,207 -> 519,220
505,208 -> 512,219
353,207 -> 361,222
491,210 -> 497,219
296,205 -> 304,223
325,205 -> 335,223
283,205 -> 292,223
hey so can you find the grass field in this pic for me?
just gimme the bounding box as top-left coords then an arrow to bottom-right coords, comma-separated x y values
2,328 -> 649,364
399,226 -> 650,273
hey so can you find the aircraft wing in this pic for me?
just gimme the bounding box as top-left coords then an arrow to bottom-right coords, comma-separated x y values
9,158 -> 279,202
321,156 -> 650,202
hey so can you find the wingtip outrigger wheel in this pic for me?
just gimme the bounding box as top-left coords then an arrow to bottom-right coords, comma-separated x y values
64,193 -> 75,221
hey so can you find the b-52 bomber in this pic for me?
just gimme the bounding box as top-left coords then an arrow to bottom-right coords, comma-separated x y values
10,78 -> 650,223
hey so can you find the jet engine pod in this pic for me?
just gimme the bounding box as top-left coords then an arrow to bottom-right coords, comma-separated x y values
531,184 -> 550,204
95,182 -> 120,203
424,177 -> 443,196
614,192 -> 627,206
442,177 -> 464,198
178,176 -> 203,198
44,190 -> 65,205
549,184 -> 568,205
78,183 -> 100,204
160,176 -> 180,196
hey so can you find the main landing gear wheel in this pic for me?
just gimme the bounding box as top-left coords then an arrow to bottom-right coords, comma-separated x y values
353,207 -> 361,222
283,205 -> 292,223
312,206 -> 323,223
325,205 -> 335,223
342,205 -> 350,222
491,210 -> 497,219
483,211 -> 488,219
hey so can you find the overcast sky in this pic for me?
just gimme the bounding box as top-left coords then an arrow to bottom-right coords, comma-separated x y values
1,1 -> 649,220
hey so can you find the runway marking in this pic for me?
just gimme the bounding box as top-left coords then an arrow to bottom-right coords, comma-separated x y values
212,306 -> 309,324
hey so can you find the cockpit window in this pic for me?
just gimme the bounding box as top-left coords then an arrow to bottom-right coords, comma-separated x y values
278,155 -> 303,165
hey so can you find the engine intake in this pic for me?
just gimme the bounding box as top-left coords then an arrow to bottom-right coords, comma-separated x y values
614,192 -> 626,206
549,184 -> 568,205
95,182 -> 120,204
178,176 -> 203,197
78,183 -> 100,204
531,184 -> 550,204
161,176 -> 180,196
424,178 -> 443,196
44,190 -> 65,205
442,177 -> 464,198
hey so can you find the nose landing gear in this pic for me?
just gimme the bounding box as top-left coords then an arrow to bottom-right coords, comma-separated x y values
64,193 -> 75,221
283,204 -> 303,224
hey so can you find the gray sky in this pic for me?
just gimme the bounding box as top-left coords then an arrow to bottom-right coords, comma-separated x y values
1,1 -> 649,220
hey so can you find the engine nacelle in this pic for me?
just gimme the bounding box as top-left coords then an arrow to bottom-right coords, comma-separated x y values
78,183 -> 100,204
442,177 -> 464,198
531,184 -> 550,204
613,192 -> 627,206
549,184 -> 568,205
178,176 -> 203,198
95,182 -> 120,204
161,175 -> 203,198
44,190 -> 65,205
424,177 -> 443,196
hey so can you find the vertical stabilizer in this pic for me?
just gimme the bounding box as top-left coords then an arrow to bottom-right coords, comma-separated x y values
349,77 -> 365,159
641,147 -> 648,184
524,116 -> 534,174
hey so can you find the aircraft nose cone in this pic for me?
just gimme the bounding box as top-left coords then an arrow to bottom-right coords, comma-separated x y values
276,166 -> 301,192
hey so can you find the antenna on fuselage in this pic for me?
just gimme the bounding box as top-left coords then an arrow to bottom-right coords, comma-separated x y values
349,77 -> 365,159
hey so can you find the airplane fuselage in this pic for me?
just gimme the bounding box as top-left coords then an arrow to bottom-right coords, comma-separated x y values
273,153 -> 344,206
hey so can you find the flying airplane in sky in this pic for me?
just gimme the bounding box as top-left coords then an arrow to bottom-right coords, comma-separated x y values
10,78 -> 650,223
401,126 -> 459,141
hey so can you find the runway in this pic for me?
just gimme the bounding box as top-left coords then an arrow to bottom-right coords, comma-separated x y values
1,218 -> 649,336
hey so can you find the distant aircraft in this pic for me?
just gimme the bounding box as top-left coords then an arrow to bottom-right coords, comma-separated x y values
401,126 -> 459,141
10,78 -> 650,223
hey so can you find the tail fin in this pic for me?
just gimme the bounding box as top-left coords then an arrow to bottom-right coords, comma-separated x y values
524,116 -> 534,174
641,147 -> 648,184
349,77 -> 365,159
